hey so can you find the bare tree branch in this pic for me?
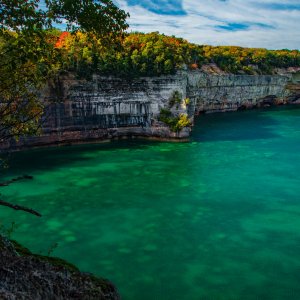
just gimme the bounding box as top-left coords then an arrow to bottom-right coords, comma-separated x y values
0,175 -> 33,187
0,200 -> 41,217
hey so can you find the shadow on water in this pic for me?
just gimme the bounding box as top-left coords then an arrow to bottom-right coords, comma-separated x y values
2,106 -> 300,177
0,139 -> 165,178
191,108 -> 285,142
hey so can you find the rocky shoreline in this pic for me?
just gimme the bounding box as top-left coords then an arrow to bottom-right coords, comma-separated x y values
0,235 -> 120,300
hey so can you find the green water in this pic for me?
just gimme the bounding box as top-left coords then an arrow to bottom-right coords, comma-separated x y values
1,107 -> 300,300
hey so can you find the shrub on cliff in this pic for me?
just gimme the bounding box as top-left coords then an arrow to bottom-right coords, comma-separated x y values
159,109 -> 191,132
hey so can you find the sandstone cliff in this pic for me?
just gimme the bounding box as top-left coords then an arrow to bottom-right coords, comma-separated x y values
1,69 -> 300,150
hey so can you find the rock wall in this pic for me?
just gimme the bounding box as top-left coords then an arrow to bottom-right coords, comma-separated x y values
187,72 -> 293,113
1,70 -> 300,151
2,73 -> 189,151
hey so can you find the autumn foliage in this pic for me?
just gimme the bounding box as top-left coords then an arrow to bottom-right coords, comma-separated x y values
55,32 -> 70,48
55,31 -> 300,78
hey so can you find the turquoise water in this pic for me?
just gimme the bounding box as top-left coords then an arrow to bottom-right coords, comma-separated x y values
1,107 -> 300,299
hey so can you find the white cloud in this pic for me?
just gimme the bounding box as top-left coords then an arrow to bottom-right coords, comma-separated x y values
116,0 -> 300,49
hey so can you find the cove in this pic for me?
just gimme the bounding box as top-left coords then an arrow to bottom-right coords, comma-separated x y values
1,106 -> 300,300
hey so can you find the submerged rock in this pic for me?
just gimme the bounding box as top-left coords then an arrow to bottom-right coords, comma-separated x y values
0,235 -> 120,300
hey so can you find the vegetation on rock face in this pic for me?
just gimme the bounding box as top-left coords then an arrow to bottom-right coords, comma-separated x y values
157,90 -> 191,132
168,91 -> 183,108
159,108 -> 191,132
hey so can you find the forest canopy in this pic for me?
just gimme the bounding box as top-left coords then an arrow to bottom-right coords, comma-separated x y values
55,31 -> 300,78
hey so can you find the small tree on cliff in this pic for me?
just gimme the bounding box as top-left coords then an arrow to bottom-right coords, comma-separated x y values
0,0 -> 129,142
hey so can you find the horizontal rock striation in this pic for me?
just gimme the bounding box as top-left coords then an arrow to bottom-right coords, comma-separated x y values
1,70 -> 300,151
187,72 -> 292,113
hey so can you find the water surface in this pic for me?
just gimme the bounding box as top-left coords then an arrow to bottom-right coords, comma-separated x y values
1,107 -> 300,300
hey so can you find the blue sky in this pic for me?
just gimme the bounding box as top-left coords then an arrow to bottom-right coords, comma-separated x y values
115,0 -> 300,49
40,0 -> 300,49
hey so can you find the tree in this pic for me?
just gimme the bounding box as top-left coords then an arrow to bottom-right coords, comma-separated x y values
0,0 -> 128,215
0,0 -> 129,142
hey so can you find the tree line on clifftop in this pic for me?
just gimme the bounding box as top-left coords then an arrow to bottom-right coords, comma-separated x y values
53,30 -> 300,78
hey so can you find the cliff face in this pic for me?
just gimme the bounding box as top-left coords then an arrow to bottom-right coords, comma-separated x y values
187,72 -> 293,113
1,70 -> 300,150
